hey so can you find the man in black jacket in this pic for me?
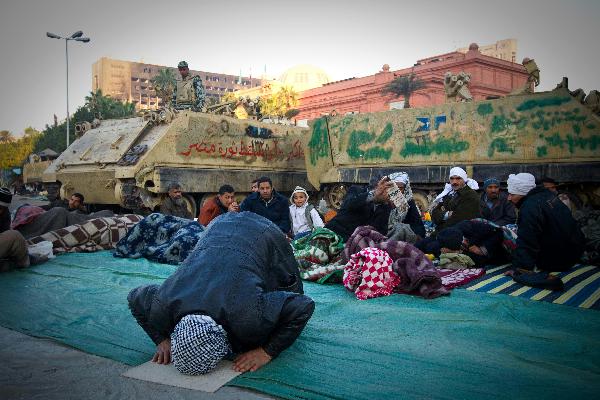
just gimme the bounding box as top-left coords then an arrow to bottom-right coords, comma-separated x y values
127,212 -> 314,375
324,177 -> 399,241
240,176 -> 291,234
507,173 -> 585,290
479,177 -> 516,226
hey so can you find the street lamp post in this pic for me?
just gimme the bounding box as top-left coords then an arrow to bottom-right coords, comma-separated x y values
46,31 -> 90,149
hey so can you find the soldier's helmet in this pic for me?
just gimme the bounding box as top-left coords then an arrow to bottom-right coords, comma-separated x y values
177,61 -> 188,69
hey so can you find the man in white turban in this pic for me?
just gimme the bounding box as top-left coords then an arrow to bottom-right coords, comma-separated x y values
507,173 -> 585,290
430,167 -> 481,234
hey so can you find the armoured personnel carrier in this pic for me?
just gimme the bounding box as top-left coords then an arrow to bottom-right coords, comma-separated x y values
305,85 -> 600,210
42,110 -> 311,216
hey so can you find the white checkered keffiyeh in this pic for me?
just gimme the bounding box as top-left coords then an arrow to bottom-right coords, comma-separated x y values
171,314 -> 231,375
343,247 -> 401,300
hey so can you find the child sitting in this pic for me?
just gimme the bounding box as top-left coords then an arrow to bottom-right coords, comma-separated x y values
289,186 -> 324,239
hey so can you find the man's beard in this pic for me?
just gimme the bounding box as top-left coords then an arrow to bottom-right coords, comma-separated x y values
172,197 -> 185,206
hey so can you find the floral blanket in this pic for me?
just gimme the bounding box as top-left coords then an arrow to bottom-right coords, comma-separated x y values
291,228 -> 345,282
113,213 -> 205,265
27,214 -> 143,253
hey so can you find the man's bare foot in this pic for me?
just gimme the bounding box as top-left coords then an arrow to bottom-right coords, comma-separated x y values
233,347 -> 272,372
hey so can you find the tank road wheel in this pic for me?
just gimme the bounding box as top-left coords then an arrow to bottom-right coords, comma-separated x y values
325,184 -> 347,210
411,191 -> 430,215
182,194 -> 197,218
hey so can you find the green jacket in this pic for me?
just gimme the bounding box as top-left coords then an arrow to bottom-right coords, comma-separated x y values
432,185 -> 481,233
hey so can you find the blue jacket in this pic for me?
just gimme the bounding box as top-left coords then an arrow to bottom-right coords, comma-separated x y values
240,191 -> 291,234
127,212 -> 314,358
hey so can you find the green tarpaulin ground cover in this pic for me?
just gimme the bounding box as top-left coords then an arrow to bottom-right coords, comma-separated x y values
1,251 -> 599,399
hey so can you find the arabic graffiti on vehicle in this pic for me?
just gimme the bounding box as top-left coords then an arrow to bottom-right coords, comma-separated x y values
179,138 -> 304,161
307,118 -> 330,166
346,123 -> 393,160
400,136 -> 469,157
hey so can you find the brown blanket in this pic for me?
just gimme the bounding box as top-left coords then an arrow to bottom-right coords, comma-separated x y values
27,214 -> 142,253
15,207 -> 115,239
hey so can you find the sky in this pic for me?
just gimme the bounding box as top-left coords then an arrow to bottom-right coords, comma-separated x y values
0,0 -> 599,136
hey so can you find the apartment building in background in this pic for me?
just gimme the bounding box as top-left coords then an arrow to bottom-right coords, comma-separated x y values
92,57 -> 262,110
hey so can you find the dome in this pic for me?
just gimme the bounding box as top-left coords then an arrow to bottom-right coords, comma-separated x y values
279,64 -> 331,92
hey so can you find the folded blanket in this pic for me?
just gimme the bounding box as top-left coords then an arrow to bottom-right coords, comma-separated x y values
345,226 -> 449,299
27,214 -> 143,253
114,213 -> 205,265
439,253 -> 476,269
292,228 -> 345,282
11,205 -> 45,229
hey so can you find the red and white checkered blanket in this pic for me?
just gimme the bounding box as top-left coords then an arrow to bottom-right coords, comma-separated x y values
27,214 -> 143,253
343,247 -> 401,300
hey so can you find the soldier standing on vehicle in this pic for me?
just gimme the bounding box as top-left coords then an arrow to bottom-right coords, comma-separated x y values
172,61 -> 205,111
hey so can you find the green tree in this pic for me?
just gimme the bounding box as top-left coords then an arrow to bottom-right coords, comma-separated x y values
151,68 -> 176,107
0,127 -> 40,169
85,89 -> 135,119
33,91 -> 136,154
382,73 -> 426,109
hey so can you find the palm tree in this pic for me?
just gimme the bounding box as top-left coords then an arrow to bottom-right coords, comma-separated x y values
382,73 -> 425,109
85,89 -> 109,119
151,68 -> 176,107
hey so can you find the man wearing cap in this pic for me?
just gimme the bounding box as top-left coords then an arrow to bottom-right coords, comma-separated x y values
172,61 -> 206,111
431,167 -> 480,233
507,173 -> 585,289
479,177 -> 516,226
127,212 -> 314,375
0,187 -> 30,271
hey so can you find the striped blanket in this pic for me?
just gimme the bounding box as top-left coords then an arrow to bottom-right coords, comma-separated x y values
464,264 -> 600,310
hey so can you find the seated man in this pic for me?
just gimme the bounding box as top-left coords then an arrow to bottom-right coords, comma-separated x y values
431,167 -> 480,233
198,184 -> 239,226
479,177 -> 516,226
160,183 -> 192,220
240,176 -> 290,234
507,173 -> 585,290
127,212 -> 315,374
325,174 -> 425,242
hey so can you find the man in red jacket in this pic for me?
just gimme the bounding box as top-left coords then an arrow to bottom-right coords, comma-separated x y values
198,184 -> 239,226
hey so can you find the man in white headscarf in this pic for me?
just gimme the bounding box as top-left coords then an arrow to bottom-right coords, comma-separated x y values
507,173 -> 584,289
386,172 -> 426,241
430,167 -> 480,233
